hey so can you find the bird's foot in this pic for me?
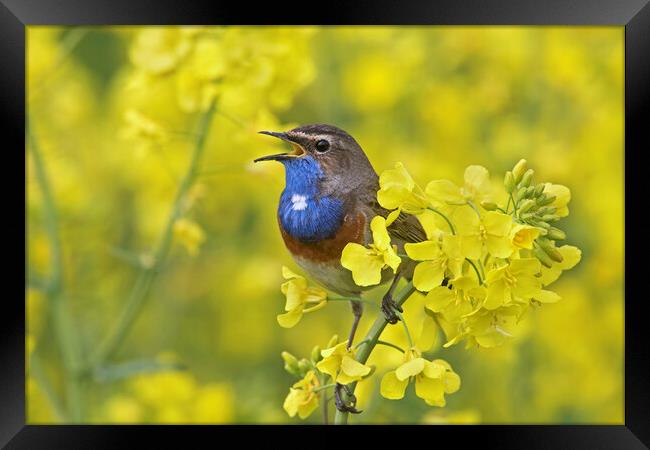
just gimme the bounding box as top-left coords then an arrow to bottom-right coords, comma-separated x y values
334,383 -> 362,414
381,293 -> 403,325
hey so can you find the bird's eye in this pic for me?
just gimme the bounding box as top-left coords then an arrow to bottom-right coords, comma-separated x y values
315,139 -> 330,152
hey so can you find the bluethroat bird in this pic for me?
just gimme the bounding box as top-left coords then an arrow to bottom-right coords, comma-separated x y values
254,124 -> 426,413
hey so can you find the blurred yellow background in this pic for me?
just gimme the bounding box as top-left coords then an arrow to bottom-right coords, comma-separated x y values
26,26 -> 623,424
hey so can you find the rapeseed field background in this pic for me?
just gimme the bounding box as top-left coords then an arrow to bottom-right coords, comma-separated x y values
26,26 -> 623,424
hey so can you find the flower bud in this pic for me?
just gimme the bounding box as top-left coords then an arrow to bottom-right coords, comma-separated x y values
480,201 -> 498,211
537,194 -> 556,206
512,159 -> 528,184
530,220 -> 551,230
297,358 -> 312,376
310,345 -> 322,364
546,227 -> 566,240
537,206 -> 557,216
537,238 -> 564,263
518,199 -> 535,214
541,214 -> 560,222
533,184 -> 545,197
515,187 -> 528,202
520,212 -> 535,220
524,186 -> 535,197
519,169 -> 534,188
504,171 -> 515,193
533,245 -> 554,268
282,351 -> 300,376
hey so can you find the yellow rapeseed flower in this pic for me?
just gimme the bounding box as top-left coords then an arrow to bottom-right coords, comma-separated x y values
454,207 -> 514,260
405,234 -> 464,292
283,370 -> 320,419
315,341 -> 372,385
510,223 -> 544,250
539,245 -> 582,286
484,258 -> 542,309
380,348 -> 460,406
426,165 -> 492,206
175,38 -> 227,112
173,218 -> 206,256
425,275 -> 485,321
120,109 -> 169,158
130,28 -> 197,75
192,383 -> 234,423
377,162 -> 429,215
341,216 -> 401,286
121,109 -> 168,142
277,266 -> 327,328
543,183 -> 571,217
464,305 -> 524,348
105,395 -> 143,423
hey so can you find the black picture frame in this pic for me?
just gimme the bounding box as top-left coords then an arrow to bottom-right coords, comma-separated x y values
4,0 -> 648,447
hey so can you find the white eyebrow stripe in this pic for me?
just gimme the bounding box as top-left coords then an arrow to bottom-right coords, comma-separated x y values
289,131 -> 330,141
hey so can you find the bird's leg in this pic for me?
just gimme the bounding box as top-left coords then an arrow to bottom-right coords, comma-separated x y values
381,270 -> 404,324
346,300 -> 363,350
334,383 -> 362,414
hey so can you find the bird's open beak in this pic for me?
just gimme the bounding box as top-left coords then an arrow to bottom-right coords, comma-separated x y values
254,131 -> 306,162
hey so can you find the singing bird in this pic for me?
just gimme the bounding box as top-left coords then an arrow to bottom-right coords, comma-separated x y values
254,124 -> 426,412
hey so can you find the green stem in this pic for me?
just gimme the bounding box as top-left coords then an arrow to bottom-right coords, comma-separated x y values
509,193 -> 518,214
90,101 -> 217,368
376,340 -> 406,353
313,383 -> 337,393
477,259 -> 486,279
29,121 -> 83,421
320,373 -> 329,424
334,282 -> 416,425
427,207 -> 455,235
466,200 -> 481,218
465,258 -> 484,284
356,339 -> 406,354
395,312 -> 413,348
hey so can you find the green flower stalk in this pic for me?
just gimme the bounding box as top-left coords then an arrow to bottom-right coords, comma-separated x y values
29,120 -> 84,421
91,100 -> 218,368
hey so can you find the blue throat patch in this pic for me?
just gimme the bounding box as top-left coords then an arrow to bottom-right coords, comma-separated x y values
278,156 -> 345,242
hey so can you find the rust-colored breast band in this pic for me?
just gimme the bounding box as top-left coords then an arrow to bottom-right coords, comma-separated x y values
279,212 -> 366,263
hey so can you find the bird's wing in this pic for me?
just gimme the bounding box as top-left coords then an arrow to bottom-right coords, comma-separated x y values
367,198 -> 427,245
388,210 -> 427,244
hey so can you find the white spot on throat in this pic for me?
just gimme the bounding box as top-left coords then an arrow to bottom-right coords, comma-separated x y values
291,194 -> 308,211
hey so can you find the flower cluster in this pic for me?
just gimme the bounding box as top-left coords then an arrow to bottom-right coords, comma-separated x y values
100,366 -> 234,424
345,159 -> 581,350
278,159 -> 580,422
276,266 -> 327,328
340,216 -> 401,286
280,335 -> 373,420
381,347 -> 460,407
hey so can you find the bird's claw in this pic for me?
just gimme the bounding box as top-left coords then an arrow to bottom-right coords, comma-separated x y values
334,383 -> 362,414
381,294 -> 403,325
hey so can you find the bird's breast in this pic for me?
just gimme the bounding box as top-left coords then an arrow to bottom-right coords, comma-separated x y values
278,188 -> 346,242
279,210 -> 367,263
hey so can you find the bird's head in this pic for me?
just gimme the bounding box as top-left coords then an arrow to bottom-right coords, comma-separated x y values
254,124 -> 377,192
254,123 -> 378,197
